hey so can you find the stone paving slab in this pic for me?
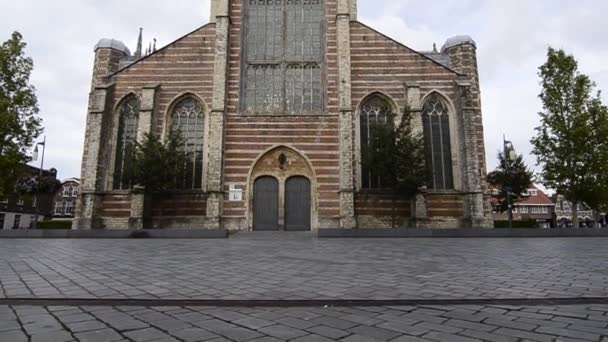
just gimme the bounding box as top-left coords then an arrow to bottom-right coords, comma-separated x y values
1,304 -> 607,341
0,236 -> 607,300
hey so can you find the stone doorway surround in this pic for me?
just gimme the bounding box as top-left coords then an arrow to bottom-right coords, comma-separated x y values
247,146 -> 317,231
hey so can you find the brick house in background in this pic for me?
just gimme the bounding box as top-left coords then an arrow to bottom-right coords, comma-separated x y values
74,0 -> 493,230
552,195 -> 605,228
0,166 -> 56,230
493,184 -> 555,228
52,178 -> 80,220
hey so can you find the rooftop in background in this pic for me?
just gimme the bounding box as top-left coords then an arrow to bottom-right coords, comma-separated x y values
517,184 -> 555,206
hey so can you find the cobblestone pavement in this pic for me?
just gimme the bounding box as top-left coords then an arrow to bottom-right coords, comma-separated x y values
1,303 -> 607,342
0,236 -> 607,300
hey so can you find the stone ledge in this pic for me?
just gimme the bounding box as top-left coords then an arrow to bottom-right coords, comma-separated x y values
318,228 -> 608,238
0,229 -> 228,239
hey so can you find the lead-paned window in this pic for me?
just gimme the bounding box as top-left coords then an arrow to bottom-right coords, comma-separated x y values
243,0 -> 324,114
171,97 -> 205,190
422,93 -> 454,190
113,96 -> 139,190
360,95 -> 393,189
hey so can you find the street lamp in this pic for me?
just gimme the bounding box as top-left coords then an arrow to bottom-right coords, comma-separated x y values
503,136 -> 517,229
32,136 -> 46,230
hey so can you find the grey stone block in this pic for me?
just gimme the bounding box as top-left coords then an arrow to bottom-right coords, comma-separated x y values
75,328 -> 124,342
348,325 -> 402,341
258,324 -> 309,340
31,331 -> 74,342
0,330 -> 28,342
306,325 -> 351,339
170,327 -> 220,341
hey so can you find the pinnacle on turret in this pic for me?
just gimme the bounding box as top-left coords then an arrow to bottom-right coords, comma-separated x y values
134,28 -> 143,58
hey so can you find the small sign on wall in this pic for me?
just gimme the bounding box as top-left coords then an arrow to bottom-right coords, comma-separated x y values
229,184 -> 243,202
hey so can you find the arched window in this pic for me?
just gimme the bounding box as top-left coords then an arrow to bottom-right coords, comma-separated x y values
113,95 -> 139,190
360,94 -> 393,189
171,96 -> 205,190
422,93 -> 454,190
243,0 -> 324,114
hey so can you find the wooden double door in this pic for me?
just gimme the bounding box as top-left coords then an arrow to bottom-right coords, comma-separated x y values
253,176 -> 311,231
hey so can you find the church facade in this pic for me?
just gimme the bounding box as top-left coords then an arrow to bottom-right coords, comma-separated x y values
74,0 -> 494,230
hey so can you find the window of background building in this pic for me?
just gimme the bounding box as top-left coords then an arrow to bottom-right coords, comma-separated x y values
55,202 -> 64,216
0,213 -> 5,229
17,199 -> 24,206
65,201 -> 74,215
13,215 -> 21,229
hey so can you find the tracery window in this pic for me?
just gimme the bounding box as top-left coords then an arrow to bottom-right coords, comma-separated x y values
113,96 -> 139,190
243,0 -> 324,114
422,93 -> 454,190
360,95 -> 393,189
171,96 -> 205,190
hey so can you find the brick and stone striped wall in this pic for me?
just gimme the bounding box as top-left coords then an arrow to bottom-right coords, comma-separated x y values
94,25 -> 217,228
220,0 -> 342,230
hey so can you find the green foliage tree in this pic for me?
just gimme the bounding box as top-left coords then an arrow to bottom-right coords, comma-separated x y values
581,97 -> 608,224
361,107 -> 427,228
127,131 -> 189,193
487,151 -> 534,213
0,32 -> 43,197
531,47 -> 608,228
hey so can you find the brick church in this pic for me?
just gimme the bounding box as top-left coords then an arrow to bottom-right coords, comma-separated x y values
74,0 -> 494,230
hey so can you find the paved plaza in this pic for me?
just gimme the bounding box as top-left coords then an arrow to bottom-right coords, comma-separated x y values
1,303 -> 608,342
1,235 -> 607,300
0,234 -> 607,341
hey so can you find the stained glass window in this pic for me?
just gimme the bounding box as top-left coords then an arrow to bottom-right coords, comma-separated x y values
360,95 -> 392,189
243,0 -> 324,114
113,96 -> 139,190
422,93 -> 454,190
171,96 -> 205,190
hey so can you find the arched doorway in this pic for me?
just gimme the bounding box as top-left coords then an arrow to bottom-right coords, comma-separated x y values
247,146 -> 317,231
253,176 -> 279,231
285,176 -> 311,231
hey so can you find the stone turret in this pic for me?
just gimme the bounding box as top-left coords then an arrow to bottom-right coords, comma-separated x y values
74,38 -> 130,229
441,35 -> 493,228
91,39 -> 130,88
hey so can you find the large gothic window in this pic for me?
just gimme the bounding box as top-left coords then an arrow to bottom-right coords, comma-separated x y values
243,0 -> 324,114
422,93 -> 454,190
113,95 -> 139,190
171,96 -> 205,190
360,95 -> 393,189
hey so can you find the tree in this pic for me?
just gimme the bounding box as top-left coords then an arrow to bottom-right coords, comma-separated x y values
531,47 -> 608,228
0,32 -> 43,197
581,97 -> 608,225
127,131 -> 189,193
487,151 -> 534,213
361,106 -> 427,228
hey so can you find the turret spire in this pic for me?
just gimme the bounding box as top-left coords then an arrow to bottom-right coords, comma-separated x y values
134,28 -> 143,58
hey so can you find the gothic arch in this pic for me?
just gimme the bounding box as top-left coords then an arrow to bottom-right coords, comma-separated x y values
107,92 -> 140,191
420,90 -> 461,190
355,91 -> 399,115
354,91 -> 399,190
161,92 -> 209,140
246,145 -> 318,230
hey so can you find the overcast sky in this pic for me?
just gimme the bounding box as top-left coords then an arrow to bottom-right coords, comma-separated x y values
1,0 -> 607,183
